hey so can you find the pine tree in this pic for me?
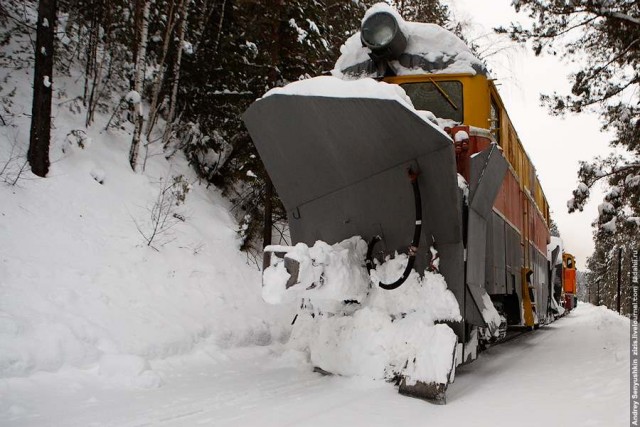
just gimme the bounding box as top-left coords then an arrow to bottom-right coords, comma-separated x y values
498,1 -> 639,228
176,0 -> 380,255
501,1 -> 639,316
549,217 -> 560,237
394,0 -> 451,26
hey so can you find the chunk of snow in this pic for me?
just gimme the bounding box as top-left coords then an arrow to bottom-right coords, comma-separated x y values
601,217 -> 617,233
306,19 -> 319,34
627,217 -> 640,226
576,182 -> 589,194
288,18 -> 307,43
43,76 -> 51,88
182,41 -> 193,55
125,90 -> 141,104
457,173 -> 469,202
606,186 -> 621,199
245,170 -> 257,178
42,18 -> 49,28
287,248 -> 461,385
598,201 -> 614,216
263,237 -> 371,307
625,174 -> 640,188
297,311 -> 458,385
481,292 -> 502,334
98,354 -> 163,389
454,130 -> 469,142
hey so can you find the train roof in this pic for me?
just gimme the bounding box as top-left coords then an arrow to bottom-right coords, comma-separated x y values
333,3 -> 487,79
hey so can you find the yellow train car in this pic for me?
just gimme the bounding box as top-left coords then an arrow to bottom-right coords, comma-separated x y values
386,73 -> 551,327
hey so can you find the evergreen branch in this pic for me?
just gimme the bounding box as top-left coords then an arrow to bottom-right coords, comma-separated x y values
581,38 -> 640,83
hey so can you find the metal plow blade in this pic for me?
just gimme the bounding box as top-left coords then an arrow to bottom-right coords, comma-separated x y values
244,94 -> 464,298
398,335 -> 458,404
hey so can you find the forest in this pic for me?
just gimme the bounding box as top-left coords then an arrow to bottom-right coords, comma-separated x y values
1,0 -> 638,316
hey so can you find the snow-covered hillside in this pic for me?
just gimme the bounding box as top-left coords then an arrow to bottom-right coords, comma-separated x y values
0,20 -> 293,389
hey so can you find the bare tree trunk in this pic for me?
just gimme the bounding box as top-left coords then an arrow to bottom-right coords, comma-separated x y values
28,0 -> 57,177
129,0 -> 150,172
212,0 -> 227,55
261,5 -> 283,266
85,0 -> 109,127
262,175 -> 273,270
162,0 -> 189,147
145,0 -> 177,139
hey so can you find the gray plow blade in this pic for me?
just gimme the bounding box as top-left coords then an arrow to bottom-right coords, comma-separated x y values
244,94 -> 464,403
244,94 -> 464,286
465,144 -> 508,328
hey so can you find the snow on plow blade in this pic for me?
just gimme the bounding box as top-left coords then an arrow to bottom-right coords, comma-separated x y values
261,238 -> 371,305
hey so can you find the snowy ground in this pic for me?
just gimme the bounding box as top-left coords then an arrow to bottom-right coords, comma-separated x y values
0,303 -> 629,426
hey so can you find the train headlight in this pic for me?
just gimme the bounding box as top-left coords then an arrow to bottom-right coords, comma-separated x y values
360,11 -> 407,60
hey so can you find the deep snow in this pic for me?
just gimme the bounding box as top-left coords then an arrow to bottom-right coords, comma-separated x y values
0,8 -> 292,388
0,304 -> 629,426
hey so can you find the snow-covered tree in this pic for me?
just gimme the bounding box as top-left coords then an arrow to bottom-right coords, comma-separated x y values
128,0 -> 151,172
176,0 -> 380,254
548,217 -> 560,237
498,1 -> 639,230
393,0 -> 451,26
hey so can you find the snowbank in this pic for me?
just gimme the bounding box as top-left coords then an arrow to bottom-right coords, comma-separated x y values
0,27 -> 292,382
287,249 -> 461,385
333,3 -> 486,78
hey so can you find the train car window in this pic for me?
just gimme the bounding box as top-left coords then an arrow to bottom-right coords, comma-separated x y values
400,81 -> 463,123
567,258 -> 573,269
490,98 -> 501,144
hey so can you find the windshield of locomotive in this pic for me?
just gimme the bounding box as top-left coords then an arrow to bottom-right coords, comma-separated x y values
400,80 -> 463,123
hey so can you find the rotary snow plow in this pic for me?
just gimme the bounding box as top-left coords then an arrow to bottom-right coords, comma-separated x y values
243,3 -> 509,404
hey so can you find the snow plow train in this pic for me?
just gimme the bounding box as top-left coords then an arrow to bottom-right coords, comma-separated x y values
243,3 -> 577,403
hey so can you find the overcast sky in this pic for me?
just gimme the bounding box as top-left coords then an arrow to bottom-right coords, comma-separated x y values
442,0 -> 613,269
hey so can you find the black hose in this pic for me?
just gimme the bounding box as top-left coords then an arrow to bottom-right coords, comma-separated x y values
367,168 -> 423,290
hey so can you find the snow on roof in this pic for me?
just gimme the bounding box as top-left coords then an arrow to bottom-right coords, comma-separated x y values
332,2 -> 486,79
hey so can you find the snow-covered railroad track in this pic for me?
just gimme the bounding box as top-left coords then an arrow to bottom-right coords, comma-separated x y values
0,304 -> 629,427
